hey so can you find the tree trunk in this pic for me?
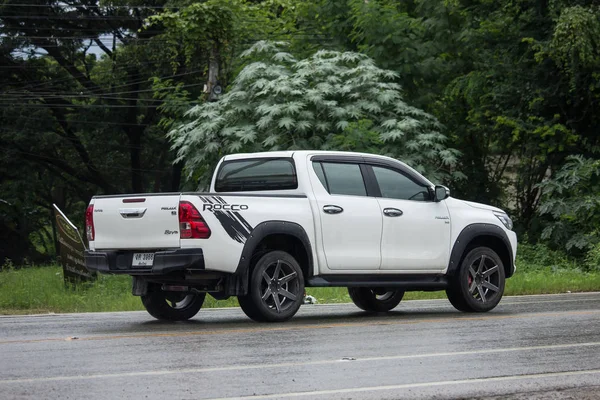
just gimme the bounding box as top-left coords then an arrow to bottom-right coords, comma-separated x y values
128,131 -> 143,193
170,161 -> 184,192
207,45 -> 220,102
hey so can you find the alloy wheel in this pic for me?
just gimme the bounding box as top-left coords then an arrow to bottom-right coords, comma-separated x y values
372,288 -> 396,301
467,255 -> 501,304
165,294 -> 195,310
259,260 -> 301,313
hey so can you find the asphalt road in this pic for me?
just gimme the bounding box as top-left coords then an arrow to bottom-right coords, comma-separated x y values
1,293 -> 600,400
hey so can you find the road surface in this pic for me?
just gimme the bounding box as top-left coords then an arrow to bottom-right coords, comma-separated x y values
1,293 -> 600,399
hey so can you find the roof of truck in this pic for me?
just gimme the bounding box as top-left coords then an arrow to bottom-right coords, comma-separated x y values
222,150 -> 396,162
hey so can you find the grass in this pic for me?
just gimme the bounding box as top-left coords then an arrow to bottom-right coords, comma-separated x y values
0,266 -> 242,314
309,269 -> 600,304
1,262 -> 599,314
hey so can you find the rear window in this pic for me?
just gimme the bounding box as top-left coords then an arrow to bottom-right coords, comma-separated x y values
215,158 -> 298,192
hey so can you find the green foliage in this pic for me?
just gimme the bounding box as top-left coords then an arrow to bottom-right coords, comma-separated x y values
584,242 -> 600,271
516,242 -> 575,271
171,41 -> 460,182
0,266 -> 239,314
538,156 -> 600,253
551,6 -> 600,74
0,1 -> 215,261
147,0 -> 275,72
2,263 -> 600,314
4,0 -> 600,262
298,0 -> 600,231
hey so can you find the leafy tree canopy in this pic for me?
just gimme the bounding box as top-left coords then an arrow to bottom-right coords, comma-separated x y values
538,155 -> 600,253
171,41 -> 460,184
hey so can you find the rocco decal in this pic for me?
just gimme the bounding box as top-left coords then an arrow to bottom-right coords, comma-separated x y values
202,203 -> 249,212
199,196 -> 253,243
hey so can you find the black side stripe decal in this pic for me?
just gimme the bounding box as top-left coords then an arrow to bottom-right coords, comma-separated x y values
199,196 -> 253,243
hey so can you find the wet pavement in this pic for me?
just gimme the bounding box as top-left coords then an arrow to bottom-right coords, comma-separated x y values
1,292 -> 600,399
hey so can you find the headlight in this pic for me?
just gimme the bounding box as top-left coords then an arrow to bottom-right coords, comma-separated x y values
493,211 -> 513,230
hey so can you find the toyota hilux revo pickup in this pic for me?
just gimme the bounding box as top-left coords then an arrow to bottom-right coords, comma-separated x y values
85,150 -> 517,322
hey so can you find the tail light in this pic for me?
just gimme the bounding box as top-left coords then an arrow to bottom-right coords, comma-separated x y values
179,201 -> 211,239
85,205 -> 95,241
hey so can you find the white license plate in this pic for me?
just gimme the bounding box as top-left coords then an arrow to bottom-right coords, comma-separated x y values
132,253 -> 154,267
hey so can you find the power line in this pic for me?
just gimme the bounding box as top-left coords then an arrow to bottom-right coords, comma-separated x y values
1,115 -> 155,127
1,146 -> 176,174
0,3 -> 179,10
1,15 -> 147,21
0,95 -> 196,104
4,67 -> 204,94
1,14 -> 283,24
0,127 -> 155,151
2,35 -> 176,42
0,83 -> 203,107
0,26 -> 165,33
0,100 -> 178,108
3,33 -> 327,41
4,65 -> 203,94
0,103 -> 149,108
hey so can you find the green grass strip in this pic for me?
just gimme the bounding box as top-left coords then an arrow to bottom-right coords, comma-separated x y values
0,266 -> 599,315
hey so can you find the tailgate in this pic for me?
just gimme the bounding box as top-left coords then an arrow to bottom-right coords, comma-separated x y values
92,195 -> 181,250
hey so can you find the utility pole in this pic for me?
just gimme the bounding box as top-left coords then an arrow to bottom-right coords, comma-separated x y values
206,43 -> 222,102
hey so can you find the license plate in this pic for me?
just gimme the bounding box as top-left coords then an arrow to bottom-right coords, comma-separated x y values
132,252 -> 154,267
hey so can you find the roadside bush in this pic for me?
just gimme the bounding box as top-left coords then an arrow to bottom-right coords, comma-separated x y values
516,241 -> 576,272
537,156 -> 600,254
584,243 -> 600,272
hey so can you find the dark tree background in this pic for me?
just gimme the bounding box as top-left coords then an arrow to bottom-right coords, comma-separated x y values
2,0 -> 600,263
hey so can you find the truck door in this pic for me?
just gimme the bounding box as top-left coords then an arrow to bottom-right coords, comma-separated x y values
309,158 -> 382,270
367,164 -> 451,271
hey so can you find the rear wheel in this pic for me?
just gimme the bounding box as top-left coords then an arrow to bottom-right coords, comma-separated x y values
348,288 -> 404,312
446,247 -> 505,312
238,250 -> 304,322
141,289 -> 205,321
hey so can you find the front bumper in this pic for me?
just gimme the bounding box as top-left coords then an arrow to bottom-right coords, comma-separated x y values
85,248 -> 204,275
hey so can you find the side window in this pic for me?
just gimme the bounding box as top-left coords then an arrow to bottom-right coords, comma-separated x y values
372,166 -> 430,201
215,158 -> 297,192
313,162 -> 367,196
312,162 -> 328,190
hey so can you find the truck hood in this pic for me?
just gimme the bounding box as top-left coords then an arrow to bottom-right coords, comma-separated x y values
461,199 -> 505,214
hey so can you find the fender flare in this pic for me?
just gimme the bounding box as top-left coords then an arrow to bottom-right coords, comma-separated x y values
228,221 -> 314,295
447,223 -> 515,278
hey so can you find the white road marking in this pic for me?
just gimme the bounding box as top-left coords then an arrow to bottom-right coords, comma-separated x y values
210,369 -> 600,400
1,341 -> 600,385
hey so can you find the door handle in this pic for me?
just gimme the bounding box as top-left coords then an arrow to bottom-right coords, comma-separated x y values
383,208 -> 403,217
119,208 -> 147,219
323,205 -> 344,214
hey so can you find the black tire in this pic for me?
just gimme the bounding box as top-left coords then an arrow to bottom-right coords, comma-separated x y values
238,250 -> 304,322
348,287 -> 404,312
141,290 -> 205,321
446,246 -> 505,312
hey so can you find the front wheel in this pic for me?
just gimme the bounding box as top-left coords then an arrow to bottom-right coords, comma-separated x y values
446,247 -> 505,312
238,250 -> 305,322
348,288 -> 404,312
141,289 -> 205,321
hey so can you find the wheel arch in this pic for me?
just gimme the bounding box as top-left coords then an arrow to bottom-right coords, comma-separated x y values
231,221 -> 313,295
448,224 -> 515,278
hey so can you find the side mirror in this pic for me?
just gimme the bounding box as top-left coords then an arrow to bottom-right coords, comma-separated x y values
434,185 -> 450,202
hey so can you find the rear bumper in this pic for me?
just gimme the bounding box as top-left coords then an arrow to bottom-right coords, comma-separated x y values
85,248 -> 204,275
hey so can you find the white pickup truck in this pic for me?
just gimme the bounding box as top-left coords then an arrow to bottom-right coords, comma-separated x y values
85,150 -> 517,322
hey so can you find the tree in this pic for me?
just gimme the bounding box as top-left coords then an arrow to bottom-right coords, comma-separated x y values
0,0 -> 206,262
537,155 -> 600,254
170,41 -> 460,184
295,0 -> 600,235
0,0 -> 299,262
